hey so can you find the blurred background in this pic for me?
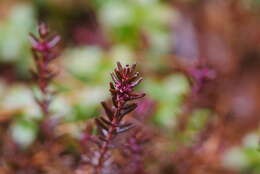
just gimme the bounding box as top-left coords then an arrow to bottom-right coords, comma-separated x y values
0,0 -> 260,173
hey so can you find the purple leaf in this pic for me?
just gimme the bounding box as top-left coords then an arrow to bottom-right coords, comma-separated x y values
95,118 -> 109,131
29,33 -> 39,49
47,35 -> 61,48
101,102 -> 114,121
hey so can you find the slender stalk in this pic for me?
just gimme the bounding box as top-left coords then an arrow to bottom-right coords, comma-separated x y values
29,23 -> 61,137
94,62 -> 145,174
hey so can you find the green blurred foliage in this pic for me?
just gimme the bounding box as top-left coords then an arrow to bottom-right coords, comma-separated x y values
223,133 -> 260,174
0,4 -> 36,78
11,114 -> 38,148
143,74 -> 190,126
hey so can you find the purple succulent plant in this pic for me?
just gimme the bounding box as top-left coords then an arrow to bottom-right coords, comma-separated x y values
29,23 -> 60,117
29,23 -> 61,138
189,67 -> 216,94
94,62 -> 145,173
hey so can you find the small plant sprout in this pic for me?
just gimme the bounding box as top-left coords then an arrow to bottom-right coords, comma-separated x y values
29,23 -> 61,136
94,62 -> 145,173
